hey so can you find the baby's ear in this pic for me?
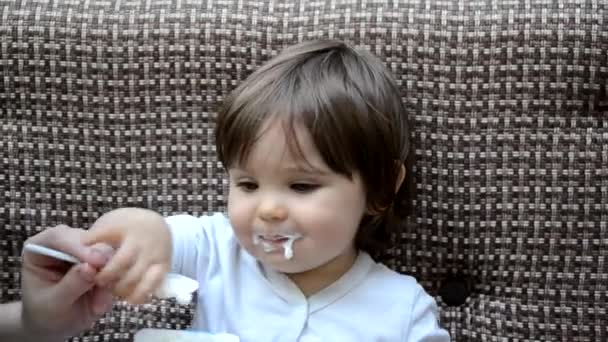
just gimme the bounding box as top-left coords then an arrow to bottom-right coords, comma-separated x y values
394,162 -> 406,194
365,162 -> 407,216
365,205 -> 382,216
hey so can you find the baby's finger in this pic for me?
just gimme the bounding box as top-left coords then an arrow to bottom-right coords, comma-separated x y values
95,245 -> 136,287
127,264 -> 167,304
90,242 -> 115,259
85,243 -> 115,269
112,258 -> 149,300
82,224 -> 124,247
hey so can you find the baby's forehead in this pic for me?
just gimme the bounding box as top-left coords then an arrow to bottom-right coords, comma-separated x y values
228,116 -> 358,180
239,142 -> 325,174
255,118 -> 318,152
231,122 -> 320,168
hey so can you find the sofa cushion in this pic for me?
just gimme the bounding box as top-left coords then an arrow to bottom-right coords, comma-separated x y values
1,0 -> 607,340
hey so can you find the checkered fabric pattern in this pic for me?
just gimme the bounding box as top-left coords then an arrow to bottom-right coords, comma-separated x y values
1,0 -> 607,341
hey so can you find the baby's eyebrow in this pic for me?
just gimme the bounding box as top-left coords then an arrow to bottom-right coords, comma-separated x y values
281,165 -> 329,175
228,164 -> 330,176
227,167 -> 251,175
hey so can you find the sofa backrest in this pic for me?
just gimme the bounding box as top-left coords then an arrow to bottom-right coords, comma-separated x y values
2,0 -> 607,340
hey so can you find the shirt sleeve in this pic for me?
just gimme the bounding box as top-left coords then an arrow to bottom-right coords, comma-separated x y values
403,284 -> 451,342
166,214 -> 213,281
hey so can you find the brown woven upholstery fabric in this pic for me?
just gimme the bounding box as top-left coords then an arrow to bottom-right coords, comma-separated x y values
1,0 -> 607,341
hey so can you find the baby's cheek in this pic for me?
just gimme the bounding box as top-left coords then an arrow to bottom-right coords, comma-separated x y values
310,216 -> 359,247
227,193 -> 248,225
228,212 -> 248,237
227,208 -> 254,246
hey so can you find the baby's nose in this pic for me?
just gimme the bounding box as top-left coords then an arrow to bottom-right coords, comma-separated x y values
258,199 -> 288,222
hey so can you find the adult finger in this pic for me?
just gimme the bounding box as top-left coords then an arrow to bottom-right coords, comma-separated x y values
26,226 -> 100,265
49,263 -> 96,304
91,286 -> 115,316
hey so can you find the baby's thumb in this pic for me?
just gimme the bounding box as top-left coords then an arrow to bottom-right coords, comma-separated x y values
82,223 -> 123,247
51,263 -> 96,303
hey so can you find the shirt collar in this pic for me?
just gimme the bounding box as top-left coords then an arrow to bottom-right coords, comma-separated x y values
256,251 -> 375,313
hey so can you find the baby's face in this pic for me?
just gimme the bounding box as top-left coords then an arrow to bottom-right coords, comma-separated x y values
227,119 -> 366,276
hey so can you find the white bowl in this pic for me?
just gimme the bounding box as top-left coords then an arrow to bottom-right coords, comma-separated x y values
134,328 -> 239,342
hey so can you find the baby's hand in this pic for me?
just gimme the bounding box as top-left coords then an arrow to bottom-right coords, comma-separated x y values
82,207 -> 172,304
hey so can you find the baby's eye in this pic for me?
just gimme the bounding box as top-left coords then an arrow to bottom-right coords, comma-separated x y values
236,181 -> 258,192
290,183 -> 320,193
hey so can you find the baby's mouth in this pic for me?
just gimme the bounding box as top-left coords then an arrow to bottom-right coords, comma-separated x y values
259,235 -> 289,244
252,233 -> 302,260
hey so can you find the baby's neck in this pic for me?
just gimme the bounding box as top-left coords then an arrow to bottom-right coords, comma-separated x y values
287,248 -> 358,297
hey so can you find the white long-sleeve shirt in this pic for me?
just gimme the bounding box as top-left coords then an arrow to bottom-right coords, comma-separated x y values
167,213 -> 450,342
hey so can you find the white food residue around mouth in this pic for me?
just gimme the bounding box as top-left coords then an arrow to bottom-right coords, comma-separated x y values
253,233 -> 302,260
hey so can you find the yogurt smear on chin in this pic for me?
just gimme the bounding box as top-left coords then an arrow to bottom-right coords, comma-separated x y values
252,233 -> 302,260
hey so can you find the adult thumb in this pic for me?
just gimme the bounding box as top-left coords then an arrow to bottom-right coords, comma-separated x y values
51,263 -> 97,303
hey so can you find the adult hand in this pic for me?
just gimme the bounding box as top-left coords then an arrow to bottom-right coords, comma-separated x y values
20,225 -> 115,341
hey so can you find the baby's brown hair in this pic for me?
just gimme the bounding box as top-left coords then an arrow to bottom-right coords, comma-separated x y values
215,40 -> 414,259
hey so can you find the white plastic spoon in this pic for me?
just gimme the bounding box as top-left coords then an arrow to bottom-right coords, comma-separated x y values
23,243 -> 80,264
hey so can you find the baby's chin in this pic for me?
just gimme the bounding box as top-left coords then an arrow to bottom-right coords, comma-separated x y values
264,261 -> 314,275
251,248 -> 314,273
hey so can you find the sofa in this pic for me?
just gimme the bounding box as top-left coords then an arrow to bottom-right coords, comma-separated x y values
1,0 -> 607,340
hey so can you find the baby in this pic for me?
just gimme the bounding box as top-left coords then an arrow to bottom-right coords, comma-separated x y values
84,40 -> 450,341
